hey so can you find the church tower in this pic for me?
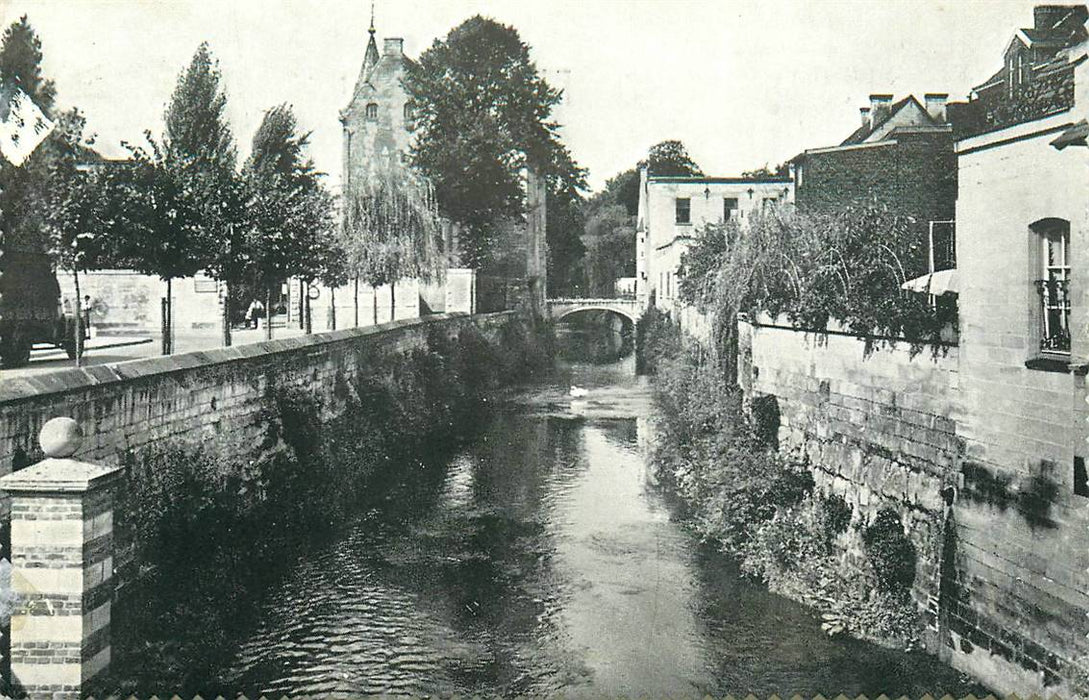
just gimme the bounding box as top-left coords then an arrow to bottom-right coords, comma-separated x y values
340,9 -> 414,190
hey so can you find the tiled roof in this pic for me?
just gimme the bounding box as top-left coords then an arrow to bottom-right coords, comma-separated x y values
839,95 -> 937,146
960,54 -> 1082,139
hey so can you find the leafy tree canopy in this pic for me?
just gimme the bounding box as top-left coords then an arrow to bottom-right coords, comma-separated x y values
42,109 -> 115,272
164,42 -> 236,174
406,15 -> 586,268
0,14 -> 55,115
741,162 -> 790,179
642,139 -> 703,177
245,104 -> 341,289
0,15 -> 77,257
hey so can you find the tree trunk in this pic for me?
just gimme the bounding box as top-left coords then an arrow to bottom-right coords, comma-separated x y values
354,276 -> 360,327
372,284 -> 378,325
222,282 -> 232,347
390,280 -> 396,322
329,285 -> 337,331
72,268 -> 83,368
298,279 -> 305,330
304,282 -> 312,335
265,286 -> 273,341
162,277 -> 173,355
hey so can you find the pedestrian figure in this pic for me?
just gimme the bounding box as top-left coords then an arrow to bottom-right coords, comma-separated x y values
246,298 -> 266,329
83,295 -> 94,338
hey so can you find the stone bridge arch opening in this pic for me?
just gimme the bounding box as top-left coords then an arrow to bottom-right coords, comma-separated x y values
547,300 -> 641,365
553,306 -> 639,326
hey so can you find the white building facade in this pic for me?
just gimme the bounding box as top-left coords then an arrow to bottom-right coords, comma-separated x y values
635,168 -> 794,310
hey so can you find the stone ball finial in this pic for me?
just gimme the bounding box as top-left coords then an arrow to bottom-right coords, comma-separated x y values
39,417 -> 83,458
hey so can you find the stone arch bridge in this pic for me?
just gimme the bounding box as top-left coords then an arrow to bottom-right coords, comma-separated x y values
545,297 -> 644,325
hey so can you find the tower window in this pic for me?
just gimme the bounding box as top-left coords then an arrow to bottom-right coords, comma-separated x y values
366,103 -> 378,121
403,101 -> 415,121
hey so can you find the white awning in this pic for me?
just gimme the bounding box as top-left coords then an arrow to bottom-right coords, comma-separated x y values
901,268 -> 958,296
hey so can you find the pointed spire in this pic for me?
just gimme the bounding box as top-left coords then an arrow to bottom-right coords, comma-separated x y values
363,0 -> 379,72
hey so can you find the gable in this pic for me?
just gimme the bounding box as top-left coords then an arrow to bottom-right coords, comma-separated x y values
864,98 -> 937,143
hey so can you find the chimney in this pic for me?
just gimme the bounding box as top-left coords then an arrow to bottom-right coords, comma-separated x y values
860,106 -> 871,128
383,38 -> 404,56
869,94 -> 894,126
1034,5 -> 1073,29
924,93 -> 948,123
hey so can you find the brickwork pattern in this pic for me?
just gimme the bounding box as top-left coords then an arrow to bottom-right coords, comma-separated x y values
954,114 -> 1089,695
796,133 -> 957,226
7,474 -> 118,700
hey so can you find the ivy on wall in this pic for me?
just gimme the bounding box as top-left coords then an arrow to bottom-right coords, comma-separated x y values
677,202 -> 957,363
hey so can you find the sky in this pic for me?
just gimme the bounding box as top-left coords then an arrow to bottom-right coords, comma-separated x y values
0,0 -> 1048,192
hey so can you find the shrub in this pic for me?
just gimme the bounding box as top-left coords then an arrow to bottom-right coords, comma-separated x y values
749,394 -> 780,449
647,320 -> 922,650
862,508 -> 917,593
822,492 -> 852,540
635,304 -> 680,375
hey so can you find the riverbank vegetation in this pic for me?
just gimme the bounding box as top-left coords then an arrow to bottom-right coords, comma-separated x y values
106,315 -> 553,695
640,307 -> 923,650
677,204 -> 956,367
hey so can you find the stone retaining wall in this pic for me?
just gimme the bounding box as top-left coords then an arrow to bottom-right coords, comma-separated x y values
741,316 -> 1089,696
0,312 -> 515,523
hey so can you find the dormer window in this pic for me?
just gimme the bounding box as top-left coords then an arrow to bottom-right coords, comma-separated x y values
1007,42 -> 1029,98
366,103 -> 379,121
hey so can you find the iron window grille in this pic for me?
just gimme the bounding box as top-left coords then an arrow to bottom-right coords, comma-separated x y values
1035,278 -> 1071,353
1036,223 -> 1070,353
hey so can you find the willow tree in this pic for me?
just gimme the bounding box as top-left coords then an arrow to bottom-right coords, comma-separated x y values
341,159 -> 443,324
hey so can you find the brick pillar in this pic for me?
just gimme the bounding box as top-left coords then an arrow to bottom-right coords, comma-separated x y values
0,417 -> 122,700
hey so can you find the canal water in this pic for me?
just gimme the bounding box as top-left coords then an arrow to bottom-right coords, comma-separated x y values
215,323 -> 984,697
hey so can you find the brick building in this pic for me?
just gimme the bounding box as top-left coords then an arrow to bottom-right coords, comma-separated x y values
794,93 -> 958,272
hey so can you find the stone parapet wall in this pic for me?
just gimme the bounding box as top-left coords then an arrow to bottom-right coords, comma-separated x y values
0,312 -> 515,521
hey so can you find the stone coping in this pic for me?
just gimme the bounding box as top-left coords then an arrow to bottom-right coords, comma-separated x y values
0,311 -> 515,405
742,311 -> 959,350
0,457 -> 125,493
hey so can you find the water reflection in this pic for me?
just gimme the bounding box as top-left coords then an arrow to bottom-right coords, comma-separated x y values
216,356 -> 985,697
555,311 -> 633,364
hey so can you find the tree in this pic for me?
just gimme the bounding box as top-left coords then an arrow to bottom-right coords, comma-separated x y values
405,15 -> 585,269
244,104 -> 341,338
642,139 -> 703,177
163,43 -> 245,347
605,168 -> 640,217
0,15 -> 59,258
111,135 -> 207,353
42,110 -> 111,365
580,201 -> 635,297
0,15 -> 55,115
341,157 -> 443,325
741,162 -> 790,179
